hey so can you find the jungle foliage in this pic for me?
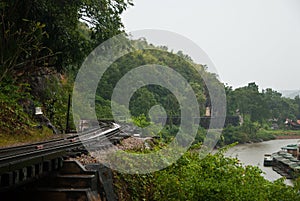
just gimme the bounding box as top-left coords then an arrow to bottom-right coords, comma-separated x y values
0,0 -> 132,134
226,83 -> 298,124
95,46 -> 220,120
0,0 -> 133,81
2,1 -> 300,200
114,145 -> 300,201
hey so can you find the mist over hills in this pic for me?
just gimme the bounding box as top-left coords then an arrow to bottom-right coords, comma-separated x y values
280,90 -> 300,99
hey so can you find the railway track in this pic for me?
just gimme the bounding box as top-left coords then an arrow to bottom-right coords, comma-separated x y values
0,127 -> 99,159
0,122 -> 124,191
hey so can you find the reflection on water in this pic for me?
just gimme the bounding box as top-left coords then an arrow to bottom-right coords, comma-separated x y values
224,139 -> 300,186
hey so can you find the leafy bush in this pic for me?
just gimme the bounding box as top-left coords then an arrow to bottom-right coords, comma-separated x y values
221,120 -> 271,144
114,146 -> 300,201
0,81 -> 33,134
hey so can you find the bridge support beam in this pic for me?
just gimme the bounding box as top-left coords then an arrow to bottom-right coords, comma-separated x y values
35,163 -> 43,175
0,172 -> 13,187
28,165 -> 36,178
20,167 -> 27,182
52,158 -> 59,170
13,170 -> 20,185
43,161 -> 52,172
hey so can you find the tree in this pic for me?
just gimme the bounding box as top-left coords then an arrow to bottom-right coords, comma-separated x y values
0,2 -> 53,82
0,0 -> 133,134
294,95 -> 300,119
129,87 -> 157,118
227,82 -> 268,123
0,0 -> 133,81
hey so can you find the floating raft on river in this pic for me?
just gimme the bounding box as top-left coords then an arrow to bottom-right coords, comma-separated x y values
263,154 -> 273,166
264,144 -> 300,179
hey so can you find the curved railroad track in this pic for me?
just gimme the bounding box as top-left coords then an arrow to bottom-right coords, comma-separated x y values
0,122 -> 124,191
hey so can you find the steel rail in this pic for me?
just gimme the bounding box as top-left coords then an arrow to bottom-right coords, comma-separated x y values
0,127 -> 118,164
0,123 -> 123,192
0,126 -> 107,159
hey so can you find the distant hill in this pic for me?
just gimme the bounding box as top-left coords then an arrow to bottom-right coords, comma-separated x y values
280,90 -> 300,99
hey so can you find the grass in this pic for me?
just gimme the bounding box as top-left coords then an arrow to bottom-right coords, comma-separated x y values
258,129 -> 300,136
256,130 -> 276,141
256,129 -> 300,141
0,127 -> 61,148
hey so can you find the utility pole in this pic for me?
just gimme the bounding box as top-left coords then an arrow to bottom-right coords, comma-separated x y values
66,94 -> 71,133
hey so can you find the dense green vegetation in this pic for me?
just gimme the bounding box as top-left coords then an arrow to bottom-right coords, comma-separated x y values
0,0 -> 133,80
221,82 -> 300,144
2,1 -> 300,200
226,83 -> 299,124
2,1 -> 299,141
114,144 -> 300,201
95,47 -> 220,119
0,0 -> 133,136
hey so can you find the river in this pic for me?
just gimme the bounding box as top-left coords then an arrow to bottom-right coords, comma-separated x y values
224,139 -> 300,185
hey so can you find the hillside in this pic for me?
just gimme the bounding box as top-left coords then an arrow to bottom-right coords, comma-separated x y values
280,90 -> 300,99
0,0 -> 133,144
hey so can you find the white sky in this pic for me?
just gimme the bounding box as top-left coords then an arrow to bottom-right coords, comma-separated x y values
121,0 -> 300,90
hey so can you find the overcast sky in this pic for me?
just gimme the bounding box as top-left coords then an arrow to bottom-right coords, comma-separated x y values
121,0 -> 300,90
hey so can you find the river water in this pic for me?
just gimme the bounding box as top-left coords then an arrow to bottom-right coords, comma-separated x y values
224,139 -> 300,185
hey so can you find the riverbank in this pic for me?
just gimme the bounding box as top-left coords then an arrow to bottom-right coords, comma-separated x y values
258,129 -> 300,140
224,138 -> 299,185
275,135 -> 300,139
